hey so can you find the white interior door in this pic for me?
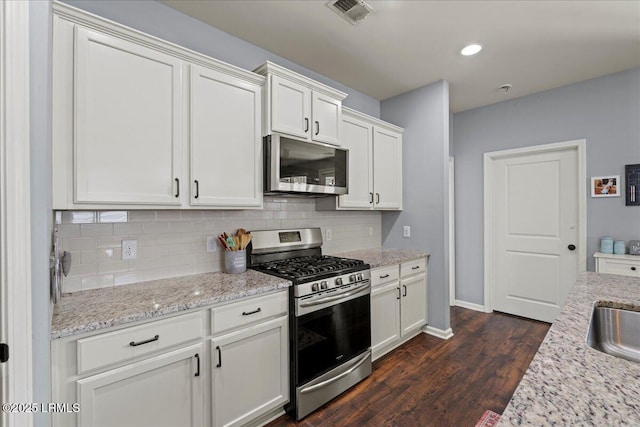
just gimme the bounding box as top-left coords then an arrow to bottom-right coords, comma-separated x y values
486,141 -> 584,323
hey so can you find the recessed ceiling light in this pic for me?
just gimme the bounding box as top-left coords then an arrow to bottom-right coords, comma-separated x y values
460,43 -> 483,56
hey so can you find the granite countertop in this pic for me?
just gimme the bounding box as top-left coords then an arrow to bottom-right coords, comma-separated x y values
335,248 -> 428,269
51,270 -> 291,339
499,272 -> 640,425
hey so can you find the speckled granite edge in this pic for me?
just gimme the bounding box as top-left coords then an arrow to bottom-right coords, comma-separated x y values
498,272 -> 640,425
334,248 -> 428,268
51,270 -> 291,339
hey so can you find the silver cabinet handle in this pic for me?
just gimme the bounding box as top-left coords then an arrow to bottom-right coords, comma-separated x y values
376,193 -> 380,204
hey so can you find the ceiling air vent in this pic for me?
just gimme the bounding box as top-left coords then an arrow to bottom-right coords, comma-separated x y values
326,0 -> 375,25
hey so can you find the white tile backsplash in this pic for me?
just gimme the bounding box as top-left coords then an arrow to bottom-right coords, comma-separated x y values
56,197 -> 382,292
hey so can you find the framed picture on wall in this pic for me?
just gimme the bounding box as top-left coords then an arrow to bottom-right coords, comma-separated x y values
591,175 -> 620,198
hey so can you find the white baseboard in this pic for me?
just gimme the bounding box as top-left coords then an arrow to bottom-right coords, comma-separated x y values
423,325 -> 454,340
454,299 -> 487,312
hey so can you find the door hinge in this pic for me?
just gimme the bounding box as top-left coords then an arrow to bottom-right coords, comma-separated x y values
0,343 -> 8,363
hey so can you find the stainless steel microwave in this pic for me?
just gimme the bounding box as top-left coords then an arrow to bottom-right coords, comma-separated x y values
264,133 -> 348,196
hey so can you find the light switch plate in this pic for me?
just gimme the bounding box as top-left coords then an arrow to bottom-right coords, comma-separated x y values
326,228 -> 332,241
206,236 -> 217,253
403,226 -> 411,238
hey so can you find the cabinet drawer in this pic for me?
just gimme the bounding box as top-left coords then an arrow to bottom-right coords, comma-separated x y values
401,258 -> 426,277
600,259 -> 640,277
77,312 -> 203,374
211,291 -> 288,335
371,265 -> 400,287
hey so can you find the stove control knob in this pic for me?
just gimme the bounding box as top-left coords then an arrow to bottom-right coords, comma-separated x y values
356,273 -> 364,281
335,277 -> 343,286
320,281 -> 328,290
349,274 -> 356,283
311,283 -> 319,292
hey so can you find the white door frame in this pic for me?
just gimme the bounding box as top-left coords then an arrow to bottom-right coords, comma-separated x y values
483,139 -> 586,313
449,157 -> 456,306
1,1 -> 34,426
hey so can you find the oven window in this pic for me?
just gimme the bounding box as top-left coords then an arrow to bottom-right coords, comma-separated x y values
295,294 -> 371,385
279,137 -> 347,188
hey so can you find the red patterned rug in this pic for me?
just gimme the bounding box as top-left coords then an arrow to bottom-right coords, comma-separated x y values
475,410 -> 501,427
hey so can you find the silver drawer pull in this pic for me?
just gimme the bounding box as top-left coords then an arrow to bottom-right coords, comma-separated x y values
129,335 -> 159,347
242,308 -> 262,316
412,266 -> 420,270
379,274 -> 390,279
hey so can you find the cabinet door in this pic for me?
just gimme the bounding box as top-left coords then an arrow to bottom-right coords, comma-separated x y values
76,343 -> 203,427
271,75 -> 310,139
371,281 -> 401,361
373,126 -> 403,210
338,115 -> 373,209
211,316 -> 289,427
190,65 -> 262,207
74,28 -> 183,205
400,274 -> 427,337
311,91 -> 341,145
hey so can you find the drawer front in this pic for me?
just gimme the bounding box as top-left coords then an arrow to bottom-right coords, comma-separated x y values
212,290 -> 288,335
401,258 -> 426,278
600,259 -> 640,277
371,265 -> 400,288
77,311 -> 203,374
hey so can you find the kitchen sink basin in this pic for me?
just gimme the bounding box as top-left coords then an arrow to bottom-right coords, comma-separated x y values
586,303 -> 640,363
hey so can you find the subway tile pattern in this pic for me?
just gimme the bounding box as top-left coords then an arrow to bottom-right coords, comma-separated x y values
56,197 -> 382,292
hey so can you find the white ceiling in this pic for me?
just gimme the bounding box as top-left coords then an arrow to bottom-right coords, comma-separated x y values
162,0 -> 640,112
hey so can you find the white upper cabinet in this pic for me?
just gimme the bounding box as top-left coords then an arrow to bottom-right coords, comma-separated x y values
317,107 -> 403,211
372,125 -> 403,210
189,65 -> 262,208
271,75 -> 311,139
338,114 -> 374,209
52,6 -> 265,209
74,27 -> 183,206
255,61 -> 346,146
311,91 -> 342,145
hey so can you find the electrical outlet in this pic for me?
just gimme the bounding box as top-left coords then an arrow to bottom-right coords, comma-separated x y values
122,240 -> 137,260
403,226 -> 411,238
206,236 -> 218,253
368,226 -> 374,237
326,228 -> 332,241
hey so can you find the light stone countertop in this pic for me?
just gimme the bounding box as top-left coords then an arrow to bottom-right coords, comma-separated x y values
499,272 -> 640,425
334,248 -> 428,268
51,270 -> 291,339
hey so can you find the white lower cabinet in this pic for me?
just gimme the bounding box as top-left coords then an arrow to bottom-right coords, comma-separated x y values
370,258 -> 428,361
210,316 -> 289,427
77,343 -> 204,427
52,291 -> 290,427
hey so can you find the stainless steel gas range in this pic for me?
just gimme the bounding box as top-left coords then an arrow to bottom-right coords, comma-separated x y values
248,228 -> 372,420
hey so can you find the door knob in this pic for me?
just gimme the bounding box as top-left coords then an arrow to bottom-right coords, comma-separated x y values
568,244 -> 576,251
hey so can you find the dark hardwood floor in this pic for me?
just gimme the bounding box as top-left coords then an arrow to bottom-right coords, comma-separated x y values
266,306 -> 550,427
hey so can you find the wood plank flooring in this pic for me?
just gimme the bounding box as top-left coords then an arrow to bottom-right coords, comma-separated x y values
266,306 -> 550,427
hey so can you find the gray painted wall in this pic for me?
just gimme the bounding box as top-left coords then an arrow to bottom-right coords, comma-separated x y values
62,0 -> 380,118
380,80 -> 451,332
30,1 -> 53,426
452,68 -> 640,305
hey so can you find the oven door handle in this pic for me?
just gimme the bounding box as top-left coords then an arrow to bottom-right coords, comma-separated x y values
299,351 -> 370,394
299,282 -> 370,307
